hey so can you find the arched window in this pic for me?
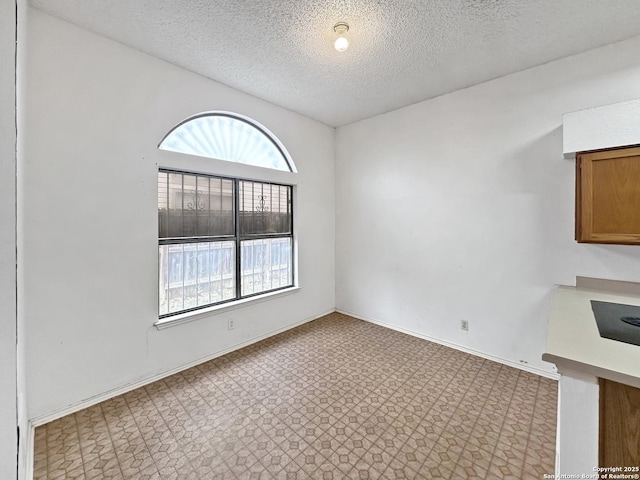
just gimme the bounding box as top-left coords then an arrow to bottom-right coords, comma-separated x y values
158,112 -> 295,172
157,112 -> 296,320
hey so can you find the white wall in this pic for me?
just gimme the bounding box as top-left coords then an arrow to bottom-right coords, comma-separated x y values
16,2 -> 29,478
0,0 -> 18,477
23,9 -> 335,420
557,369 -> 599,476
335,35 -> 640,375
563,98 -> 640,157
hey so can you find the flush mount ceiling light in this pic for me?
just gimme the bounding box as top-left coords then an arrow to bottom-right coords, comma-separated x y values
333,22 -> 350,52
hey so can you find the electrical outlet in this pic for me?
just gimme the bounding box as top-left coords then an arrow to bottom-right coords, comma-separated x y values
461,320 -> 469,331
227,319 -> 235,330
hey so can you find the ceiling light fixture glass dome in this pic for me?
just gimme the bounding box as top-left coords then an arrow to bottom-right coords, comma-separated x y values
333,22 -> 350,52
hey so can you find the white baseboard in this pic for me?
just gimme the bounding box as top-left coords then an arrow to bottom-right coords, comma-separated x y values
29,309 -> 335,428
336,308 -> 560,381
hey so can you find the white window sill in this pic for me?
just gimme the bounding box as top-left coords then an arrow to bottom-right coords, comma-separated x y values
154,286 -> 300,330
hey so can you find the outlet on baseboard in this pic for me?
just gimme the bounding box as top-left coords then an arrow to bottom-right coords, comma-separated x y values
460,320 -> 469,331
227,319 -> 235,330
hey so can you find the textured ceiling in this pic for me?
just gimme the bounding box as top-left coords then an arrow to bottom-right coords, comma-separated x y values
29,0 -> 640,127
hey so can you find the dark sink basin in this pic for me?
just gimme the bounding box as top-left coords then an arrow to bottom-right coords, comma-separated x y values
591,300 -> 640,347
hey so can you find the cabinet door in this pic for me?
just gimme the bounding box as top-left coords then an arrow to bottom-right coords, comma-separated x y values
599,378 -> 640,468
576,146 -> 640,244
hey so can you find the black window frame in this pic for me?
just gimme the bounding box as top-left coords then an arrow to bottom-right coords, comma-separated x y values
158,167 -> 294,318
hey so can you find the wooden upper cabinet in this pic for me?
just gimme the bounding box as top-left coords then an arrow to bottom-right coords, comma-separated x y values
576,145 -> 640,244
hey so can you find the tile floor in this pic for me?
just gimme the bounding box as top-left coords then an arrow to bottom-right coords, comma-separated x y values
33,313 -> 558,479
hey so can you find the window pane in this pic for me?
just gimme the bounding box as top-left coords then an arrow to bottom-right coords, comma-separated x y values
239,181 -> 292,235
241,237 -> 292,296
159,113 -> 294,172
205,177 -> 234,237
167,172 -> 184,237
183,174 -> 198,237
159,171 -> 234,238
159,241 -> 236,314
158,171 -> 169,238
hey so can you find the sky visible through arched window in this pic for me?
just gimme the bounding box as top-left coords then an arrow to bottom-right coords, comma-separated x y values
159,113 -> 294,172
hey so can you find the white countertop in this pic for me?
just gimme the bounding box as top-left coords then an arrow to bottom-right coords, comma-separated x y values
544,285 -> 640,388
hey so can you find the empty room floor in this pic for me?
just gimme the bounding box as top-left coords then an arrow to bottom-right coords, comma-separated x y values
33,313 -> 557,479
